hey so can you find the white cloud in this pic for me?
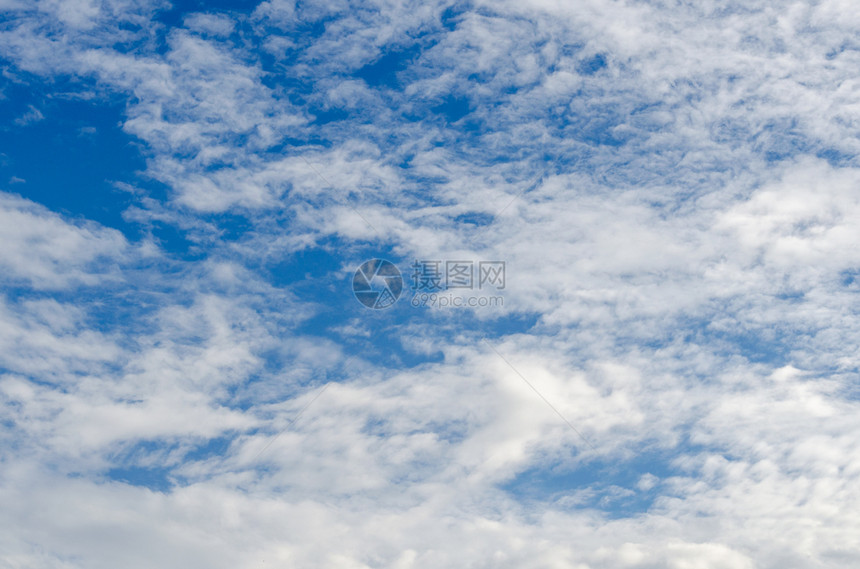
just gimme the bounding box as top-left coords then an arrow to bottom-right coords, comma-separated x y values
1,1 -> 860,568
13,104 -> 44,125
0,192 -> 127,289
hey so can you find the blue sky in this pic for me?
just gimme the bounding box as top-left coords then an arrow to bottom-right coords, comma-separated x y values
2,0 -> 860,567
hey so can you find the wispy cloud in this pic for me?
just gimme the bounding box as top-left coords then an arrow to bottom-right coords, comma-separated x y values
1,0 -> 859,567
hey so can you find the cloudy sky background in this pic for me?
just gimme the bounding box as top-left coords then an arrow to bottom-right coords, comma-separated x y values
2,0 -> 860,567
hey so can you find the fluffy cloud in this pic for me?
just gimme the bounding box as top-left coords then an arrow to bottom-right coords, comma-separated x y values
0,192 -> 127,289
1,0 -> 859,568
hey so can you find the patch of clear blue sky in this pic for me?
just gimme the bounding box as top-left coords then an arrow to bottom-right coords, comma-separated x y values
104,436 -> 234,493
0,74 -> 144,236
153,0 -> 259,27
501,442 -> 697,519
